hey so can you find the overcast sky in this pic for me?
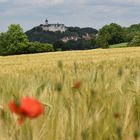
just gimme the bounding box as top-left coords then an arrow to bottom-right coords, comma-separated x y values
0,0 -> 140,32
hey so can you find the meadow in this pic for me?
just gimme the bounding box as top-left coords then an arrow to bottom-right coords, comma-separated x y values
0,47 -> 140,140
110,43 -> 128,48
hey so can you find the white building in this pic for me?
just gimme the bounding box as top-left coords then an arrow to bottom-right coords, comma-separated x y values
40,19 -> 67,32
61,36 -> 80,42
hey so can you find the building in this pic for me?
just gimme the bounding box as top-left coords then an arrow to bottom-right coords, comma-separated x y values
82,33 -> 93,40
40,19 -> 67,32
61,36 -> 80,43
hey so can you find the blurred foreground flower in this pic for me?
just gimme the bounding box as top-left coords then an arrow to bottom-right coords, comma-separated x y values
9,97 -> 44,125
72,81 -> 81,89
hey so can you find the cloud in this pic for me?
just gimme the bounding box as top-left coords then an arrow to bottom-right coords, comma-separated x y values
0,0 -> 140,32
112,0 -> 140,5
12,0 -> 64,6
0,0 -> 8,3
1,0 -> 140,6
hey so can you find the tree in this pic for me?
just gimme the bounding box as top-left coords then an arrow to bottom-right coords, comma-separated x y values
64,39 -> 92,50
0,24 -> 28,55
0,33 -> 9,55
6,24 -> 29,54
96,23 -> 125,47
124,23 -> 140,42
54,40 -> 66,51
96,35 -> 109,48
90,38 -> 97,48
128,33 -> 140,46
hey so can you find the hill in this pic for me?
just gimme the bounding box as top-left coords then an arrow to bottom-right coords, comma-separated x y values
25,23 -> 140,51
25,26 -> 98,44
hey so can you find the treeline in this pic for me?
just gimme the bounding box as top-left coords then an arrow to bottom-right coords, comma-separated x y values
53,23 -> 140,50
54,39 -> 97,51
0,23 -> 140,55
0,24 -> 54,55
26,22 -> 140,50
96,23 -> 140,48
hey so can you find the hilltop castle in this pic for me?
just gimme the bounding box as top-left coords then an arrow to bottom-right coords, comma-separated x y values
40,19 -> 67,32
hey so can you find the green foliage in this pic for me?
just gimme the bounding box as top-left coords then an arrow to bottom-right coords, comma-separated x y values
0,32 -> 9,54
96,35 -> 109,48
96,23 -> 125,48
6,24 -> 29,54
0,24 -> 28,55
1,22 -> 140,55
128,33 -> 140,46
25,22 -> 140,50
127,23 -> 140,33
124,23 -> 140,42
90,38 -> 96,48
67,27 -> 98,37
54,40 -> 66,51
54,39 -> 97,51
0,24 -> 54,55
27,42 -> 54,53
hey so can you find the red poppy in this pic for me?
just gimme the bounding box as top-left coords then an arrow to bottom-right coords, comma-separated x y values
9,97 -> 44,124
9,101 -> 21,115
72,81 -> 81,89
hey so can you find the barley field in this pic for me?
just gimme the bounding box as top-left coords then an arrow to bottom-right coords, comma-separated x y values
0,47 -> 140,140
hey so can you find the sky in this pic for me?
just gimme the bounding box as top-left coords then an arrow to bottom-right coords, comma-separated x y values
0,0 -> 140,32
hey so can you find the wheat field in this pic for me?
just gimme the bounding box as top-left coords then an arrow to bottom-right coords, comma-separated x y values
0,47 -> 140,140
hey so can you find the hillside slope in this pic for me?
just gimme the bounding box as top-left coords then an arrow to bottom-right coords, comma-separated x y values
25,26 -> 98,44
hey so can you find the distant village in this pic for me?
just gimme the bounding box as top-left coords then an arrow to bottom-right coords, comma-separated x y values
40,19 -> 94,42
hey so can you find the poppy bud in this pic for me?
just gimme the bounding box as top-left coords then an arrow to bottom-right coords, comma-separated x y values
73,81 -> 81,89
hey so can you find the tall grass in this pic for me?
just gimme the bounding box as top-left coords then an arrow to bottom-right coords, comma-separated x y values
0,47 -> 140,140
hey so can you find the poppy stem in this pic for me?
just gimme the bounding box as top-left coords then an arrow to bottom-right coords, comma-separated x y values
42,102 -> 52,108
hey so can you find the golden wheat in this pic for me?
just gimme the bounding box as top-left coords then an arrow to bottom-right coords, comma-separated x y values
0,47 -> 140,140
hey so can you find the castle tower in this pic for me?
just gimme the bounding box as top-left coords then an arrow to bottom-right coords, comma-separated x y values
45,19 -> 48,25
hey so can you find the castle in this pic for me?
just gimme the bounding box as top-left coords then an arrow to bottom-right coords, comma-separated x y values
40,19 -> 67,32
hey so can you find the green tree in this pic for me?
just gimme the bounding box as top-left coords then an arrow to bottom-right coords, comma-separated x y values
128,33 -> 140,46
6,24 -> 29,54
0,24 -> 28,55
96,35 -> 109,48
54,41 -> 66,51
124,23 -> 140,42
0,33 -> 9,55
96,23 -> 125,47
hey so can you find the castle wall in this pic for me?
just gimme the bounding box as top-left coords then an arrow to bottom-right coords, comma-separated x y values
42,24 -> 67,32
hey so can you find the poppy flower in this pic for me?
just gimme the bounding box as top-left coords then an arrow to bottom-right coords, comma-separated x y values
72,81 -> 81,89
9,101 -> 21,115
9,97 -> 44,125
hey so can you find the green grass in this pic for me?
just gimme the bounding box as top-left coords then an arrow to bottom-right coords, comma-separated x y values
0,47 -> 140,140
110,42 -> 128,48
